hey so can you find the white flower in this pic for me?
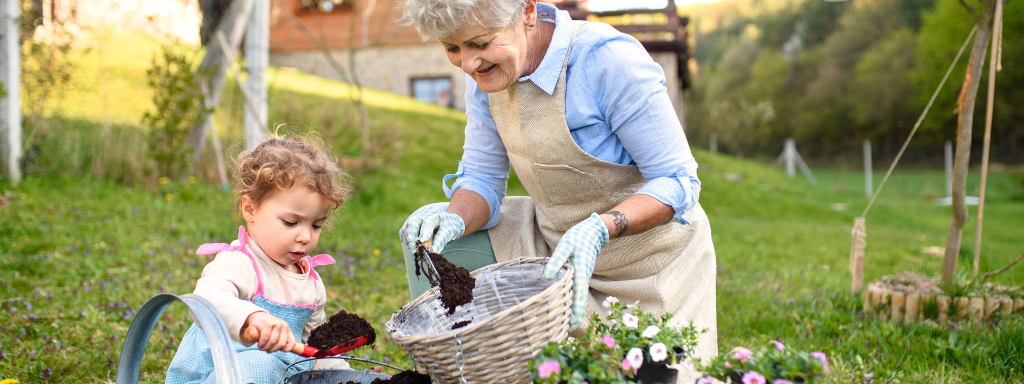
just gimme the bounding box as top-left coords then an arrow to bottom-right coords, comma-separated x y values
622,314 -> 639,329
682,358 -> 694,370
642,325 -> 660,338
627,347 -> 644,369
602,296 -> 619,308
650,342 -> 668,362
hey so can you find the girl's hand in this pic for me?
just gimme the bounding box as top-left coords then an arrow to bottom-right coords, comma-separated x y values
240,311 -> 296,353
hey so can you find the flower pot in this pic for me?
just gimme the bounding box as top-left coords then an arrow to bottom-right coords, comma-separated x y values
631,351 -> 686,384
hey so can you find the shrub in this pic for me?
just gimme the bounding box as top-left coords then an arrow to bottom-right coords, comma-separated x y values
141,45 -> 211,180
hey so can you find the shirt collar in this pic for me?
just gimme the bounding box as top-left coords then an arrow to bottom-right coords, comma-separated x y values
517,2 -> 572,95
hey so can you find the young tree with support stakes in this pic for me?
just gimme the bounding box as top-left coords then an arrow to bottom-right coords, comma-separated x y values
941,0 -> 1005,288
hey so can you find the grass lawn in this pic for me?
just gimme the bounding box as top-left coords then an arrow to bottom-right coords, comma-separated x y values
2,31 -> 1023,383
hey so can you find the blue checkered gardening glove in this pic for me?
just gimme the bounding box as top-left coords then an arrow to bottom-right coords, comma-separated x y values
399,202 -> 466,253
544,212 -> 610,330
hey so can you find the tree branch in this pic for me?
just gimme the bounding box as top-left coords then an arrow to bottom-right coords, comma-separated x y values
980,252 -> 1024,287
958,0 -> 982,25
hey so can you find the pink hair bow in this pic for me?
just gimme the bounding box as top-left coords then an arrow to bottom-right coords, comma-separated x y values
196,226 -> 249,255
306,254 -> 335,281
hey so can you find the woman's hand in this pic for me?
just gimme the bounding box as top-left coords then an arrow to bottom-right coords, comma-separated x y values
240,311 -> 296,353
399,202 -> 466,253
543,213 -> 609,330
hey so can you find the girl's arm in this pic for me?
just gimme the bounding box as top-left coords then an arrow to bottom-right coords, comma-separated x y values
192,251 -> 266,342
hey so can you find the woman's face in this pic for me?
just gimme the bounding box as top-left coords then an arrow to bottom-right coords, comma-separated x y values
440,12 -> 534,93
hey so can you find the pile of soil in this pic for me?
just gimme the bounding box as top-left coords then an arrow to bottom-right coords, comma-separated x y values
368,370 -> 432,384
306,310 -> 377,351
414,242 -> 475,315
450,320 -> 471,330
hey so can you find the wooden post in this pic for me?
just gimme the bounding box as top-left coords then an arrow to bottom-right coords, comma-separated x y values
879,290 -> 892,320
954,297 -> 970,321
863,286 -> 875,314
1001,298 -> 1013,317
983,297 -> 1000,318
863,140 -> 872,198
905,293 -> 921,323
784,139 -> 796,178
944,141 -> 953,198
1014,298 -> 1024,314
244,0 -> 268,150
709,133 -> 717,154
188,0 -> 255,161
0,0 -> 20,184
972,0 -> 1003,278
937,295 -> 951,325
850,218 -> 866,294
968,297 -> 984,322
891,292 -> 906,324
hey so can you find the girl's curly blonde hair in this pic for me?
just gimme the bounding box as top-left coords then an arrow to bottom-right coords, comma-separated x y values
235,134 -> 352,217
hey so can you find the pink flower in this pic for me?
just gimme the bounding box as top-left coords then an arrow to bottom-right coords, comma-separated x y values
810,351 -> 829,373
622,357 -> 632,371
769,340 -> 785,351
731,346 -> 753,362
724,362 -> 732,368
772,380 -> 795,384
742,371 -> 767,384
603,334 -> 616,348
696,377 -> 717,384
537,360 -> 560,379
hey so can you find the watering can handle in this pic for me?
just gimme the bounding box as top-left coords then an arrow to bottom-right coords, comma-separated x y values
115,293 -> 246,384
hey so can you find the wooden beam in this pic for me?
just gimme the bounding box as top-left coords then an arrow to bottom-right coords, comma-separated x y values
189,0 -> 255,162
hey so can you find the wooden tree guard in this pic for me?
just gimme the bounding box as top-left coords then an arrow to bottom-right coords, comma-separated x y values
850,218 -> 866,294
937,295 -> 950,325
864,282 -> 1022,326
891,292 -> 906,324
905,293 -> 921,323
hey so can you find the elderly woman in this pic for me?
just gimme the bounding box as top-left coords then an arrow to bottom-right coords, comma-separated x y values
397,0 -> 717,377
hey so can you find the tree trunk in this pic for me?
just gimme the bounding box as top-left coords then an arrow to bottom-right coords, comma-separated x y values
942,0 -> 996,287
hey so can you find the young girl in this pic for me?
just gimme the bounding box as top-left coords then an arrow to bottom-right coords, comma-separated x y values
167,136 -> 353,384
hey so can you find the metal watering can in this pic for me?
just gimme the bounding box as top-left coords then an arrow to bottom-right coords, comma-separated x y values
115,294 -> 404,384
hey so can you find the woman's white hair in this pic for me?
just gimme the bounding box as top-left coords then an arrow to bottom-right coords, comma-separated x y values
399,0 -> 528,40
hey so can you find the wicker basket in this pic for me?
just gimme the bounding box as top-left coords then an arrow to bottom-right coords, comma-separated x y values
385,257 -> 573,384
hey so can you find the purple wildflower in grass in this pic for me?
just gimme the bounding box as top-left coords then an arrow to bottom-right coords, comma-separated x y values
810,352 -> 829,372
148,250 -> 155,256
383,356 -> 391,362
100,281 -> 107,290
25,302 -> 31,310
769,340 -> 785,351
69,246 -> 77,252
537,361 -> 561,379
84,250 -> 90,256
0,351 -> 5,359
165,272 -> 171,279
772,380 -> 795,384
742,371 -> 766,384
84,284 -> 90,292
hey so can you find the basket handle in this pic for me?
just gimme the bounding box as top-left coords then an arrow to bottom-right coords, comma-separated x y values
116,293 -> 246,384
276,356 -> 409,384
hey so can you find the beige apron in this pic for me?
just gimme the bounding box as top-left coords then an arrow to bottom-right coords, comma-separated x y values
485,21 -> 718,382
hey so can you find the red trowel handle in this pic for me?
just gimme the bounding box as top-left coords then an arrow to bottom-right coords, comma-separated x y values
242,325 -> 321,357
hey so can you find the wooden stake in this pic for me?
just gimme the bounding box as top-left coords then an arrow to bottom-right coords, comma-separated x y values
1014,299 -> 1024,314
972,0 -> 1003,278
891,292 -> 906,324
850,218 -> 866,294
864,286 -> 876,314
969,297 -> 984,322
1001,298 -> 1013,317
879,290 -> 892,321
937,295 -> 951,325
984,297 -> 1001,318
905,293 -> 921,323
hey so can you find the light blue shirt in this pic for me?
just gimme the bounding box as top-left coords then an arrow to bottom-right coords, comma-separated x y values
443,2 -> 701,229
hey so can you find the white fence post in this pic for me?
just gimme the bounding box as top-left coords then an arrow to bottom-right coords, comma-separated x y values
709,133 -> 717,154
864,140 -> 872,198
944,141 -> 953,198
785,138 -> 796,178
1,0 -> 20,184
244,0 -> 268,150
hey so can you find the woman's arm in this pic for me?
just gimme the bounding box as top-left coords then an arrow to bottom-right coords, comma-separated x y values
599,194 -> 674,239
449,188 -> 491,236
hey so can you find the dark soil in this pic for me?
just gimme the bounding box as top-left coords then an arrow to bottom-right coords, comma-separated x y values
368,370 -> 432,384
414,242 -> 475,314
306,310 -> 377,351
451,320 -> 471,330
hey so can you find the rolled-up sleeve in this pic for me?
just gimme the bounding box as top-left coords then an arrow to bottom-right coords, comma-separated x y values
443,75 -> 510,229
580,26 -> 701,224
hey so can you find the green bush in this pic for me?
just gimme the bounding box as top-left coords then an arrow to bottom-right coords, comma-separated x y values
142,45 -> 211,180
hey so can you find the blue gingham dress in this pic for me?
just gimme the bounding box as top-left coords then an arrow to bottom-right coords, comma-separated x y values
166,227 -> 318,384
